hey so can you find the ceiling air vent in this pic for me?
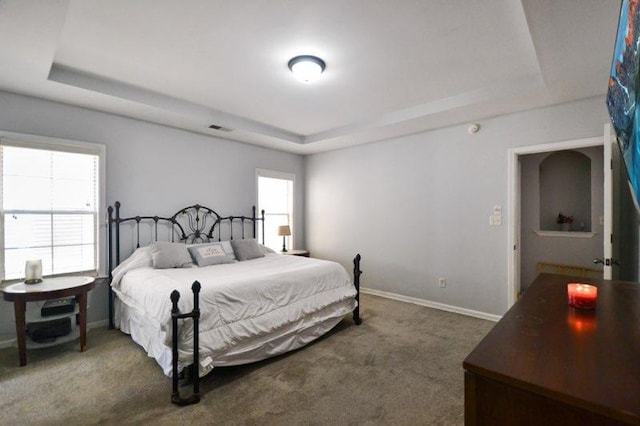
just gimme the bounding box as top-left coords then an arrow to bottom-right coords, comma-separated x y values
208,124 -> 232,132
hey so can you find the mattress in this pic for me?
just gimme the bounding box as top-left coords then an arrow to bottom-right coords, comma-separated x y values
112,253 -> 357,377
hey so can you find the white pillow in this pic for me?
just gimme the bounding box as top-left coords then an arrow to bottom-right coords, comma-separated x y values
111,246 -> 152,288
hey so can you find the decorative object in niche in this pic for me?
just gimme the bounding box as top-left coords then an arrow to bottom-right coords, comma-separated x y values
556,212 -> 574,232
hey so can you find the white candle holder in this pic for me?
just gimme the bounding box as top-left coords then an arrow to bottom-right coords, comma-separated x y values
24,259 -> 43,284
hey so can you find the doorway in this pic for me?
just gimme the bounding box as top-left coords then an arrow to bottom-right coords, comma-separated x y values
506,136 -> 603,308
518,147 -> 603,292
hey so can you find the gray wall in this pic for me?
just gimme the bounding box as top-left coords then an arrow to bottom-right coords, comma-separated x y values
520,147 -> 604,290
0,90 -> 305,342
0,90 -> 627,340
305,96 -> 610,317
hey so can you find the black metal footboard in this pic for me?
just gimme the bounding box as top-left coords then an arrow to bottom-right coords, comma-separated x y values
353,254 -> 363,325
170,281 -> 201,406
167,253 -> 362,405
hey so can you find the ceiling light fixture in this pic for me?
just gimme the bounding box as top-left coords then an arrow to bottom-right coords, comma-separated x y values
288,55 -> 326,83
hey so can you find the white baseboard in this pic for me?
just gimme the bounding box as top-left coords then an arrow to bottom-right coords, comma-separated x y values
0,319 -> 110,349
361,287 -> 502,322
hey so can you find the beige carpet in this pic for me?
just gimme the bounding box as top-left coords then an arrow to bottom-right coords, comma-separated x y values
0,294 -> 494,425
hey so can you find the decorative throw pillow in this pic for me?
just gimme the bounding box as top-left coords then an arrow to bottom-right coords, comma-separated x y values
230,239 -> 265,261
188,242 -> 236,267
150,242 -> 193,269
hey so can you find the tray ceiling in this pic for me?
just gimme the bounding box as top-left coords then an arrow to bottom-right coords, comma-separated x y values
0,0 -> 620,154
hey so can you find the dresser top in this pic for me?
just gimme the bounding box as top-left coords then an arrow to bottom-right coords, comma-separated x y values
464,273 -> 640,423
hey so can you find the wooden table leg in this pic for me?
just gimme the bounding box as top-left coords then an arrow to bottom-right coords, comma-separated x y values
78,291 -> 88,352
13,298 -> 27,366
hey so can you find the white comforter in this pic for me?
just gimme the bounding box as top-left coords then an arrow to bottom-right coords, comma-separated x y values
112,253 -> 357,375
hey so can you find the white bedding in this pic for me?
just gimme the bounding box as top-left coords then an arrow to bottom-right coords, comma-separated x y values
112,253 -> 357,376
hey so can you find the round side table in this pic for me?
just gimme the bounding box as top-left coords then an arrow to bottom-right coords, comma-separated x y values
2,276 -> 96,366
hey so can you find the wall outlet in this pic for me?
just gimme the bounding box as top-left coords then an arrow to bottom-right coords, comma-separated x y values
438,277 -> 446,288
489,215 -> 502,226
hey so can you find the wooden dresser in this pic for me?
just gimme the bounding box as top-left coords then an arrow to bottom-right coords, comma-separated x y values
463,273 -> 640,425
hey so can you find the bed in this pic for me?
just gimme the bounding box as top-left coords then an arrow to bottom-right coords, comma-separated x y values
106,202 -> 362,405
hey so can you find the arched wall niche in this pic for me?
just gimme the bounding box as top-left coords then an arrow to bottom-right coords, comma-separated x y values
539,150 -> 591,232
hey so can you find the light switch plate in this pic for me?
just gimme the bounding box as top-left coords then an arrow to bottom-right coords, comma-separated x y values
489,215 -> 502,226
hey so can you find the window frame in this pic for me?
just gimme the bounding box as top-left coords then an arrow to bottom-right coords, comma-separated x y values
0,131 -> 107,282
255,168 -> 295,252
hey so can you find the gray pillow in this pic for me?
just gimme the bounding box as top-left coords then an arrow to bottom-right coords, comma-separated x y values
260,244 -> 276,254
150,242 -> 193,269
188,242 -> 236,267
230,239 -> 265,261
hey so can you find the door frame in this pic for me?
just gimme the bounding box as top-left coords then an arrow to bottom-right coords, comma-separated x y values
506,136 -> 604,309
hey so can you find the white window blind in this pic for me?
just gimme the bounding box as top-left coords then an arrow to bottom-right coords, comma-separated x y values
1,144 -> 98,281
257,171 -> 294,251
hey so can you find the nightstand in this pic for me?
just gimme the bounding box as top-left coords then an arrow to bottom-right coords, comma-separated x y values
282,249 -> 310,257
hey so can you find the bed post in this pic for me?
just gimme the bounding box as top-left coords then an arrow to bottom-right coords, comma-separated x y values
107,205 -> 114,330
108,201 -> 122,330
115,201 -> 121,265
353,254 -> 363,325
171,281 -> 201,406
252,206 -> 256,239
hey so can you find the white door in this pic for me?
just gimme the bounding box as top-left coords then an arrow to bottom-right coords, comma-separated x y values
601,123 -> 621,280
603,124 -> 613,279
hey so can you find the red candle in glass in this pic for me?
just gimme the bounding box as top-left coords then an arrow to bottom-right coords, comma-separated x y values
567,283 -> 597,309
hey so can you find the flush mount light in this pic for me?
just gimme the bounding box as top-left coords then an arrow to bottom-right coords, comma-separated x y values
288,55 -> 326,83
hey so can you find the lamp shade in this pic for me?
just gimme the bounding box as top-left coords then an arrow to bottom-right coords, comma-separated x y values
277,225 -> 291,236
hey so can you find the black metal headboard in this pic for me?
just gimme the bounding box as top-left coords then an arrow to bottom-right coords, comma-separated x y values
106,201 -> 265,328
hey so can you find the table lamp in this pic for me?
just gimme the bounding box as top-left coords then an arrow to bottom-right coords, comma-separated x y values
277,225 -> 291,252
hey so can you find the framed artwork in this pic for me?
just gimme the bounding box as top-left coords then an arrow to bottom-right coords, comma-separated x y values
607,0 -> 640,213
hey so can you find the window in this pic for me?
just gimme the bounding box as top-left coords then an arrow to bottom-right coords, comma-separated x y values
1,138 -> 102,281
257,170 -> 294,252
